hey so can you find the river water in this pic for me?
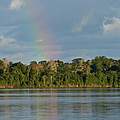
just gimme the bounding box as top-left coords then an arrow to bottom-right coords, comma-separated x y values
0,88 -> 120,120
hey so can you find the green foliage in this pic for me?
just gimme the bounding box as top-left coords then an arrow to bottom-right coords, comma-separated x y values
0,56 -> 120,88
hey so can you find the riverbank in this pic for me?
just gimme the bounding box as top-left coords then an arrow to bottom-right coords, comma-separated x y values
0,84 -> 119,89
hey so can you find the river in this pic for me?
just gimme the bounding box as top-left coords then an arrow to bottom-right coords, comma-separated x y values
0,88 -> 120,120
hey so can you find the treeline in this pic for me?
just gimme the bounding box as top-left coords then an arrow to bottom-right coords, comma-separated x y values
0,56 -> 120,88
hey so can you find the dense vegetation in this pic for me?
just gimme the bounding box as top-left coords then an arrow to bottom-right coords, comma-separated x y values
0,56 -> 120,88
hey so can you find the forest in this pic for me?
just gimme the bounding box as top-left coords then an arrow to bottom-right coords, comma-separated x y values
0,56 -> 120,88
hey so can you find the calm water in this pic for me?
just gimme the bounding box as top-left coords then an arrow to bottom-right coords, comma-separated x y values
0,88 -> 120,120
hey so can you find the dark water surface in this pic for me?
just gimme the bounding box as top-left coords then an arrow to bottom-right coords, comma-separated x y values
0,88 -> 120,120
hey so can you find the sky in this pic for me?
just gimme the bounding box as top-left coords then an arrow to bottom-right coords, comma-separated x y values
0,0 -> 120,63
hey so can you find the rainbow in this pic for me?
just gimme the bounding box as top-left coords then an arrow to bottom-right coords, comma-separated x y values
25,1 -> 61,60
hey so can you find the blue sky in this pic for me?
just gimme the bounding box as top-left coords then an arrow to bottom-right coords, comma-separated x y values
0,0 -> 120,63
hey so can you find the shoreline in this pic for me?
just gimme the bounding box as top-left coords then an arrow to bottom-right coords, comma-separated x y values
0,85 -> 120,89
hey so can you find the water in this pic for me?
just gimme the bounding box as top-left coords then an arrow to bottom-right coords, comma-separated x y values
0,88 -> 120,120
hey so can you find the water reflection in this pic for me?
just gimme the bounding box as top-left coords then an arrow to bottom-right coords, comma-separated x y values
0,88 -> 120,120
32,89 -> 59,120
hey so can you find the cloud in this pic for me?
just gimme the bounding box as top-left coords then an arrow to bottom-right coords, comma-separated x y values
37,39 -> 44,43
0,35 -> 16,48
10,0 -> 25,10
0,35 -> 28,51
72,14 -> 92,33
0,35 -> 35,63
8,52 -> 24,60
103,17 -> 120,33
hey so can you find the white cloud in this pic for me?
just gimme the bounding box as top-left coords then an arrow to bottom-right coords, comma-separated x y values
103,17 -> 120,33
72,14 -> 92,33
37,39 -> 44,43
0,35 -> 16,48
10,0 -> 25,10
7,52 -> 25,62
0,35 -> 34,63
